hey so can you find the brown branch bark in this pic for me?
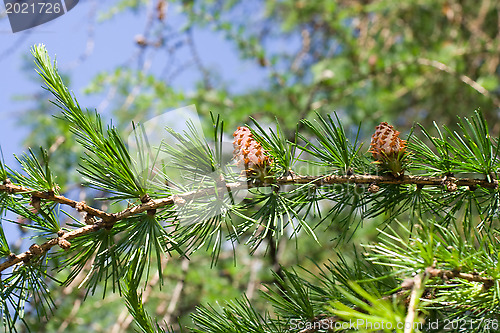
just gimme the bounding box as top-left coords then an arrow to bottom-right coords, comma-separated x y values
425,267 -> 495,288
277,174 -> 498,189
0,224 -> 100,272
0,180 -> 249,273
0,181 -> 114,221
0,173 -> 497,273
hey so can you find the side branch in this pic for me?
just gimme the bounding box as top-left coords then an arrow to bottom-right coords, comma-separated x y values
425,267 -> 495,288
0,180 -> 114,221
0,224 -> 100,272
296,266 -> 496,333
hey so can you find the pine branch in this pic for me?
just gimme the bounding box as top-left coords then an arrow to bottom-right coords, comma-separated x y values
1,169 -> 498,274
276,174 -> 498,189
5,45 -> 500,328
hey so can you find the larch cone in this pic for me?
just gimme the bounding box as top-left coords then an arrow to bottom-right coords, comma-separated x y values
369,122 -> 407,177
232,126 -> 271,180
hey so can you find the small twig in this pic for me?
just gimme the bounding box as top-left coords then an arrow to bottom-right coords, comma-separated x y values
0,182 -> 245,272
290,82 -> 321,140
416,58 -> 500,108
47,136 -> 66,155
425,267 -> 495,289
0,224 -> 100,272
291,28 -> 311,72
244,256 -> 260,301
186,28 -> 212,90
111,306 -> 135,333
404,274 -> 423,333
267,231 -> 284,289
65,0 -> 97,70
162,257 -> 190,324
57,298 -> 82,333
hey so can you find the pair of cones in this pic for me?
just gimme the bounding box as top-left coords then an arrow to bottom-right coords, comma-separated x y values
232,122 -> 407,178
